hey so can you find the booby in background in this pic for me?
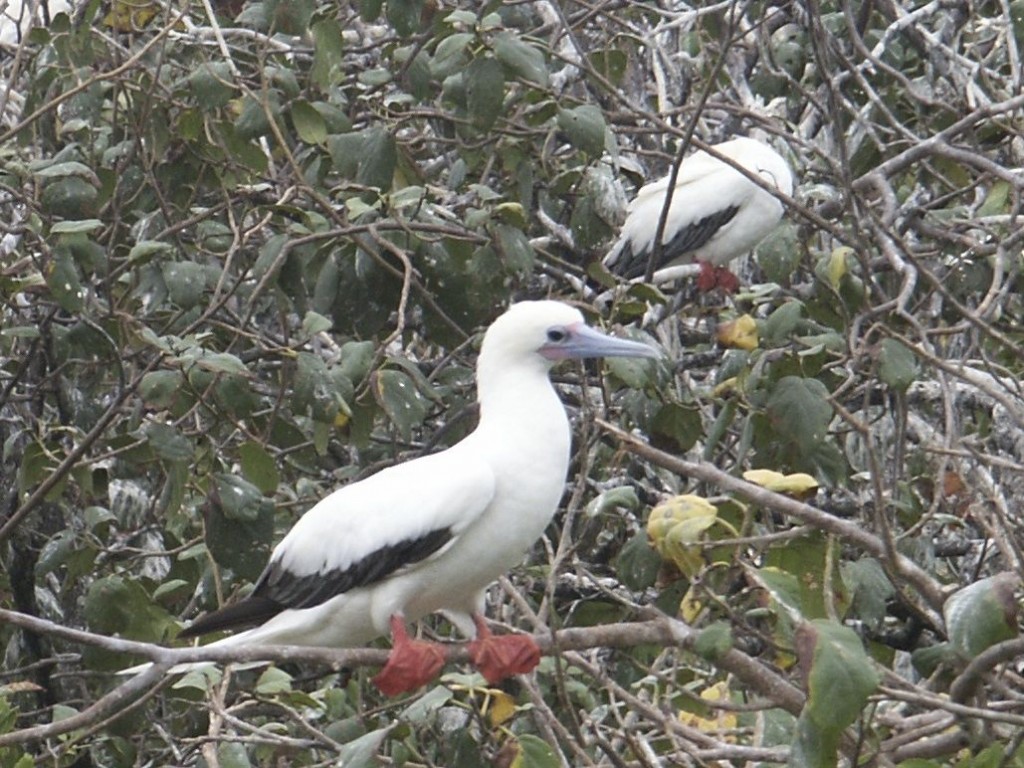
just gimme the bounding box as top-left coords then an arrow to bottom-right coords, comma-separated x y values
603,137 -> 794,292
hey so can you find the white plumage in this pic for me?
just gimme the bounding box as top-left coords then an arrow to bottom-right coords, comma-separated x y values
173,300 -> 658,694
603,137 -> 794,289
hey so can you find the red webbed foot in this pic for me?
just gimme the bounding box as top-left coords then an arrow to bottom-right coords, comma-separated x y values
696,262 -> 740,293
372,615 -> 447,696
467,615 -> 541,685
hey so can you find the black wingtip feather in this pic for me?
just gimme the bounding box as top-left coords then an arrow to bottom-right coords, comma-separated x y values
177,596 -> 285,639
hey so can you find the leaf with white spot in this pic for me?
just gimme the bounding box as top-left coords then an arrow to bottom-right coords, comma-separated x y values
373,369 -> 429,440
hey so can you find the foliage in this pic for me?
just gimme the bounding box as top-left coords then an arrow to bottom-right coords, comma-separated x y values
2,0 -> 1024,765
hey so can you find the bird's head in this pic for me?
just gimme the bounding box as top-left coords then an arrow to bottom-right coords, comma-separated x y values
479,301 -> 659,371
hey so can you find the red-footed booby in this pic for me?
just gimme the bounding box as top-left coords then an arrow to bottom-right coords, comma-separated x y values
603,137 -> 793,292
175,301 -> 659,695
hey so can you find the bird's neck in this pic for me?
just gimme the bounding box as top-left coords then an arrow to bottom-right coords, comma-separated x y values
474,363 -> 569,448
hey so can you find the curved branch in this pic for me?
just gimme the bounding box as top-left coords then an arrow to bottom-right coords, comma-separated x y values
0,662 -> 173,746
950,636 -> 1024,704
596,419 -> 948,615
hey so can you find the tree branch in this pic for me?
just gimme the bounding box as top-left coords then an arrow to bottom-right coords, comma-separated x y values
596,419 -> 949,616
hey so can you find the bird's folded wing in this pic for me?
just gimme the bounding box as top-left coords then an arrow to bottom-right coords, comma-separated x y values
254,450 -> 497,611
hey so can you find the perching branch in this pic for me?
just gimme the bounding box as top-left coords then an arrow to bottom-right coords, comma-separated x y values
0,605 -> 804,737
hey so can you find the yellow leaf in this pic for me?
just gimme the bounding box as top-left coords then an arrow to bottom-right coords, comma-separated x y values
102,0 -> 159,31
333,410 -> 350,428
485,689 -> 518,727
743,469 -> 819,498
647,495 -> 719,578
828,246 -> 854,288
716,314 -> 759,350
743,469 -> 785,487
712,376 -> 740,397
679,586 -> 704,623
678,681 -> 738,738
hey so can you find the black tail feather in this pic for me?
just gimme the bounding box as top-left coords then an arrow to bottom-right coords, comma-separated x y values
177,597 -> 285,639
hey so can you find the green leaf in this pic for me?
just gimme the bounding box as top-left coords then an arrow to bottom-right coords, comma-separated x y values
47,250 -> 84,312
978,180 -> 1010,217
514,734 -> 560,768
360,0 -> 383,21
585,486 -> 639,517
790,710 -> 836,768
216,742 -> 252,768
840,558 -> 894,629
386,0 -> 422,36
186,62 -> 237,108
752,567 -> 803,619
139,370 -> 185,409
128,240 -> 174,264
0,326 -> 40,339
234,94 -> 275,140
143,422 -> 194,463
41,178 -> 98,219
372,369 -> 428,440
756,222 -> 801,283
152,579 -> 190,601
493,223 -> 533,275
51,704 -> 78,723
650,403 -> 701,453
910,642 -> 956,678
798,619 -> 880,731
34,161 -> 98,181
765,376 -> 833,455
191,351 -> 248,375
205,490 -> 274,581
162,261 -> 207,308
944,573 -> 1019,658
605,352 -> 655,389
493,33 -> 549,86
557,105 -> 607,157
51,219 -> 103,234
327,132 -> 362,178
465,56 -> 505,129
762,533 -> 846,620
291,99 -> 328,144
239,441 -> 279,495
254,667 -> 293,695
761,300 -> 804,344
293,352 -> 345,422
694,622 -> 733,661
588,48 -> 627,84
83,575 -> 172,642
877,339 -> 918,391
311,18 -> 344,89
400,685 -> 453,723
172,665 -> 222,692
614,530 -> 661,591
37,530 -> 78,576
339,340 -> 376,383
212,474 -> 265,521
337,726 -> 392,768
431,32 -> 474,78
357,127 -> 397,191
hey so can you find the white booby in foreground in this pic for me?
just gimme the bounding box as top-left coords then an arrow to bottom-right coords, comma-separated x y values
603,137 -> 793,292
176,301 -> 659,695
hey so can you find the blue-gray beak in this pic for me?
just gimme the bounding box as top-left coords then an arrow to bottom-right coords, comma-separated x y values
541,323 -> 660,361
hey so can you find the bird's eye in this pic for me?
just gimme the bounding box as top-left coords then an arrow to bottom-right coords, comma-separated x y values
546,328 -> 568,343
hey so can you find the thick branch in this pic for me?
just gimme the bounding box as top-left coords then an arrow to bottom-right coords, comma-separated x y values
0,606 -> 803,719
